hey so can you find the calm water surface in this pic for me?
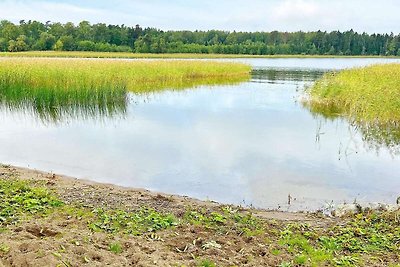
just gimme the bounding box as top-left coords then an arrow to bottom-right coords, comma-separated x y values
1,58 -> 400,211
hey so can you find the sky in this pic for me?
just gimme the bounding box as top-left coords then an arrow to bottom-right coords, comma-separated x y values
0,0 -> 399,33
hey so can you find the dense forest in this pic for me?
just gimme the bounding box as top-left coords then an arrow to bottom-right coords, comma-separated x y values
1,20 -> 400,56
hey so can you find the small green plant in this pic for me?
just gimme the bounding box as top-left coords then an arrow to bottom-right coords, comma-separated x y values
294,254 -> 308,265
197,259 -> 217,267
183,206 -> 263,236
0,243 -> 10,254
109,242 -> 123,254
277,211 -> 400,266
271,248 -> 281,256
88,207 -> 176,235
0,179 -> 63,225
333,255 -> 359,266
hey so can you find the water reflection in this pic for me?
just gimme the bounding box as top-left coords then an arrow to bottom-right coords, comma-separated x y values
129,75 -> 250,93
0,76 -> 248,124
359,124 -> 400,154
304,101 -> 400,155
1,58 -> 400,211
251,68 -> 325,83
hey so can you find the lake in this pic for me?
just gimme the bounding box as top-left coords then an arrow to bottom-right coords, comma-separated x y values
1,57 -> 400,211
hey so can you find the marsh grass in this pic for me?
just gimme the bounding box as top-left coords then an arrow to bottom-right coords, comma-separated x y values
0,58 -> 250,93
306,63 -> 400,126
305,63 -> 400,150
0,58 -> 250,122
0,78 -> 128,123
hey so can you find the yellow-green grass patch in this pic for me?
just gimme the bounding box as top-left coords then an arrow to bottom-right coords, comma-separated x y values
306,63 -> 400,126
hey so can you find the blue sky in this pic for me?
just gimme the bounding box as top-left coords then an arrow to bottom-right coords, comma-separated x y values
0,0 -> 399,33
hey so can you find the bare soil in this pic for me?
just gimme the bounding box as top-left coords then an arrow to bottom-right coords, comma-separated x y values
0,165 -> 337,267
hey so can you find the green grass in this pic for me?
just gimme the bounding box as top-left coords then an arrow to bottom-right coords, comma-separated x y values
0,57 -> 250,93
183,206 -> 263,237
1,51 -> 398,59
307,63 -> 400,126
197,259 -> 217,267
109,242 -> 123,254
0,57 -> 250,122
0,178 -> 177,236
306,63 -> 400,150
88,207 -> 177,235
0,179 -> 64,226
277,212 -> 400,266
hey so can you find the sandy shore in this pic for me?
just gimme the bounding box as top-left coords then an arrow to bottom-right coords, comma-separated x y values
1,164 -> 398,266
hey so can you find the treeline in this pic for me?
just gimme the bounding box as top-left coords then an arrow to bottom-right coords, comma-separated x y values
1,20 -> 400,56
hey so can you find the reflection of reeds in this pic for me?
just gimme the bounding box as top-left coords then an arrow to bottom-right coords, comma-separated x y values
304,106 -> 400,154
0,87 -> 128,124
357,123 -> 400,154
251,69 -> 325,82
0,58 -> 250,123
303,64 -> 400,152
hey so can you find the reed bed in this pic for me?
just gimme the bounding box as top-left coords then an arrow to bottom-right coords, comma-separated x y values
0,57 -> 250,122
0,57 -> 250,92
306,63 -> 400,126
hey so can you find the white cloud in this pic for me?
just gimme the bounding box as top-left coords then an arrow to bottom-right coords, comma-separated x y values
0,1 -> 100,23
273,0 -> 320,21
0,0 -> 398,33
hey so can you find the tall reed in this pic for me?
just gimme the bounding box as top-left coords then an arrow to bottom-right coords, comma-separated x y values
305,63 -> 400,151
0,58 -> 250,122
306,63 -> 400,126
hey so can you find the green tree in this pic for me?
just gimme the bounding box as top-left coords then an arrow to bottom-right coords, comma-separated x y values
77,21 -> 93,41
58,35 -> 75,51
77,40 -> 95,51
53,39 -> 63,51
1,21 -> 21,41
0,19 -> 399,56
48,22 -> 66,39
33,32 -> 56,50
0,38 -> 7,51
7,40 -> 16,52
8,35 -> 28,52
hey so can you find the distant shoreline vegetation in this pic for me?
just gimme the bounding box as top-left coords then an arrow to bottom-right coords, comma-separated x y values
1,51 -> 399,59
1,20 -> 400,56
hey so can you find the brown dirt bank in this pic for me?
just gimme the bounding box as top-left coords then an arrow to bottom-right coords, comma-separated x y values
0,164 -> 399,267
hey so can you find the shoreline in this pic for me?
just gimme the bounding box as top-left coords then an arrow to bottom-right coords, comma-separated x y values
1,164 -> 399,266
1,51 -> 400,59
0,164 -> 311,221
